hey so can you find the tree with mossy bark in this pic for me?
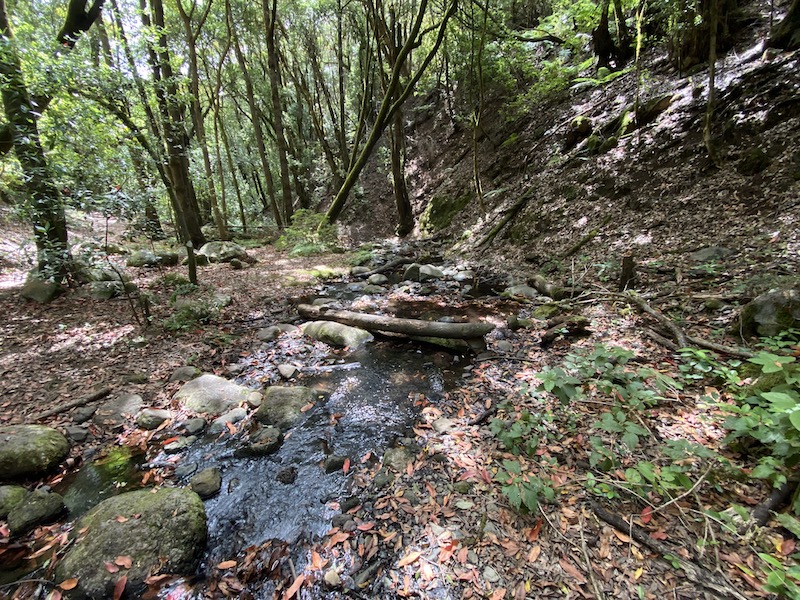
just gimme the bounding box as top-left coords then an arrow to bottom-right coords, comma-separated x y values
0,0 -> 105,283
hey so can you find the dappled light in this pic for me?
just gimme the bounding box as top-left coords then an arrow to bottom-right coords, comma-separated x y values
1,0 -> 799,597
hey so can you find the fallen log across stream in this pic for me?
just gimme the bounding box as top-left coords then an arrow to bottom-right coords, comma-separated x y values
297,304 -> 495,339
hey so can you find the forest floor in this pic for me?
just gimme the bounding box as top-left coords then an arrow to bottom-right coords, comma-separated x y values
0,204 -> 797,600
2,7 -> 800,597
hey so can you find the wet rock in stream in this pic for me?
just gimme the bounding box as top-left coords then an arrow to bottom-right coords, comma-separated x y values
172,341 -> 463,568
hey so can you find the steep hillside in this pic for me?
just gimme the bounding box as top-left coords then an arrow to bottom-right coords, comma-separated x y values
343,7 -> 799,298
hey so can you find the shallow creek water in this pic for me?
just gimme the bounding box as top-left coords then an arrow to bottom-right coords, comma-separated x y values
185,341 -> 465,567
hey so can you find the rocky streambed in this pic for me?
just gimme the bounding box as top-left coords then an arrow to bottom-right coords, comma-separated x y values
2,256 -> 542,598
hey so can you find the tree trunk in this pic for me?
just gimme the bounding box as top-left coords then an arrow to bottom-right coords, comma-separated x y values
143,0 -> 205,247
264,0 -> 294,224
704,0 -> 720,164
324,0 -> 457,224
0,0 -> 72,281
592,0 -> 616,70
298,304 -> 495,339
177,0 -> 229,240
226,0 -> 283,229
769,0 -> 800,49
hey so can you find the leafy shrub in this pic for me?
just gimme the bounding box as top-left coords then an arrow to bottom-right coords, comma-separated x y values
275,209 -> 339,256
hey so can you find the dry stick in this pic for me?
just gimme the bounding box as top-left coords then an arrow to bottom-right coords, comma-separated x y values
590,502 -> 749,600
611,292 -> 754,358
31,387 -> 112,421
355,256 -> 416,278
476,190 -> 532,249
623,292 -> 689,348
561,214 -> 614,260
579,515 -> 607,600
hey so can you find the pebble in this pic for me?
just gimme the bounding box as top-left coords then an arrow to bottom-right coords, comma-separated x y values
483,566 -> 501,583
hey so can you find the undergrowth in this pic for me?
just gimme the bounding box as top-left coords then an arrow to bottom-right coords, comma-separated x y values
275,209 -> 339,257
489,330 -> 800,596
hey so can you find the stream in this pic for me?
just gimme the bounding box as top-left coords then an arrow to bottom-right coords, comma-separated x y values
58,270 -> 516,597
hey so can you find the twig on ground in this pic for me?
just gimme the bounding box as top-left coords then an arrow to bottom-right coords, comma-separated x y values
31,386 -> 112,421
590,501 -> 749,600
579,515 -> 607,600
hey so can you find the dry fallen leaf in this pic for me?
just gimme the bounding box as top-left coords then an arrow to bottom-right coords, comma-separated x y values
527,545 -> 541,563
217,560 -> 237,570
282,574 -> 305,599
115,555 -> 133,569
397,550 -> 423,567
104,561 -> 120,574
559,558 -> 587,584
58,579 -> 79,591
112,575 -> 127,600
490,588 -> 507,600
357,522 -> 375,531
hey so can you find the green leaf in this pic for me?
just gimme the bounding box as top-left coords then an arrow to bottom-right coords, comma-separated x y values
775,514 -> 800,538
763,391 -> 799,411
791,411 -> 800,433
637,462 -> 657,482
749,352 -> 796,374
759,553 -> 784,569
622,430 -> 640,449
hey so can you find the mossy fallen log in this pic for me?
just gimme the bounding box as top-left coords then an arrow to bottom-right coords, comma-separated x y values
297,304 -> 495,339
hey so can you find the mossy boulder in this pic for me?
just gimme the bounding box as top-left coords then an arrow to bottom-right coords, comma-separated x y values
419,194 -> 471,232
254,386 -> 317,431
55,488 -> 206,599
0,485 -> 27,518
301,321 -> 374,348
0,425 -> 69,479
7,489 -> 64,535
197,241 -> 249,263
174,374 -> 260,416
20,278 -> 62,304
738,288 -> 800,337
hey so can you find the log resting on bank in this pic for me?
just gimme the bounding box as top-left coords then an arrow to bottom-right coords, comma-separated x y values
297,304 -> 495,339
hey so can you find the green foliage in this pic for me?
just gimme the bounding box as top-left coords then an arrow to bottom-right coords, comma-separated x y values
723,351 -> 800,488
275,209 -> 339,256
347,247 -> 375,267
760,551 -> 800,598
494,459 -> 556,513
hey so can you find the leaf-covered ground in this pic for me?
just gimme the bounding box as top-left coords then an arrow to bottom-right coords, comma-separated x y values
0,206 -> 796,599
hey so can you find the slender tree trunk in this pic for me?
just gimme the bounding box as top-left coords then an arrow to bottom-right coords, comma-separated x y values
264,0 -> 294,223
142,0 -> 205,247
0,0 -> 76,281
324,0 -> 457,224
177,0 -> 229,240
704,0 -> 720,165
226,0 -> 283,228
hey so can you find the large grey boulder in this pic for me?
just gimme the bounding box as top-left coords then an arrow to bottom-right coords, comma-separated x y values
7,489 -> 65,535
174,374 -> 261,416
301,321 -> 374,348
55,488 -> 206,600
403,263 -> 444,282
254,386 -> 316,431
135,409 -> 173,430
92,394 -> 144,430
739,288 -> 800,337
127,250 -> 179,268
20,278 -> 61,304
0,485 -> 27,518
0,425 -> 69,479
197,241 -> 249,263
